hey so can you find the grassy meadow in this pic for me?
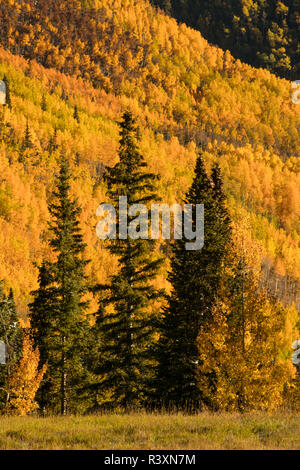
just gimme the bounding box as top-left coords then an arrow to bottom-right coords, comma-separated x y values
0,412 -> 299,450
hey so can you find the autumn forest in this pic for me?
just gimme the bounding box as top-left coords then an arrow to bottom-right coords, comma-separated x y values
0,0 -> 299,418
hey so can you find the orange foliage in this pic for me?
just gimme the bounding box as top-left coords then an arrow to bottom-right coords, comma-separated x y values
6,332 -> 46,416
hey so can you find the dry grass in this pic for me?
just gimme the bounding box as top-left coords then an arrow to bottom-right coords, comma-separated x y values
0,412 -> 299,450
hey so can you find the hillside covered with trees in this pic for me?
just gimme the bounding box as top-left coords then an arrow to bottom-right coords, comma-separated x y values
0,0 -> 299,414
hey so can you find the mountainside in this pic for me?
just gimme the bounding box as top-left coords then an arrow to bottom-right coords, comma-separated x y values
151,0 -> 300,80
0,0 -> 299,315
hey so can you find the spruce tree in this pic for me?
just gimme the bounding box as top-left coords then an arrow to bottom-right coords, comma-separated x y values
92,111 -> 164,411
210,161 -> 232,265
154,155 -> 231,410
29,156 -> 90,414
19,121 -> 34,164
29,261 -> 55,412
0,282 -> 23,408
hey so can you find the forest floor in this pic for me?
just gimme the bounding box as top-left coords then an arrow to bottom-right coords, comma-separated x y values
0,412 -> 299,450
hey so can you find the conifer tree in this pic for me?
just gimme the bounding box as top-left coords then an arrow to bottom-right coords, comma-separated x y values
0,282 -> 23,408
92,111 -> 164,411
3,75 -> 11,109
29,261 -> 55,412
154,155 -> 231,410
29,155 -> 90,414
19,121 -> 34,164
22,121 -> 33,150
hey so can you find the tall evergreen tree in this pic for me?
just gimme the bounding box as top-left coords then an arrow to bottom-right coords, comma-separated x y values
0,282 -> 23,409
92,111 -> 164,411
29,156 -> 90,414
29,261 -> 55,412
154,154 -> 231,410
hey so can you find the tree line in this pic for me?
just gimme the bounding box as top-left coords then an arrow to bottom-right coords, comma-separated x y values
0,111 -> 298,415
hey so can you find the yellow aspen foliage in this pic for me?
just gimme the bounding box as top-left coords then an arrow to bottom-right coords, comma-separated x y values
6,333 -> 46,416
197,222 -> 295,412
